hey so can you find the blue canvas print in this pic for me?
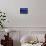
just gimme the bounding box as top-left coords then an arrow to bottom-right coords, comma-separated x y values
20,8 -> 28,14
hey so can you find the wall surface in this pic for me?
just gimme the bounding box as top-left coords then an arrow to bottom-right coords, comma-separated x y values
0,0 -> 46,27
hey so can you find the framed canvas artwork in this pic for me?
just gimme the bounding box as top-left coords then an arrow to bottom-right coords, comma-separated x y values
20,8 -> 28,14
